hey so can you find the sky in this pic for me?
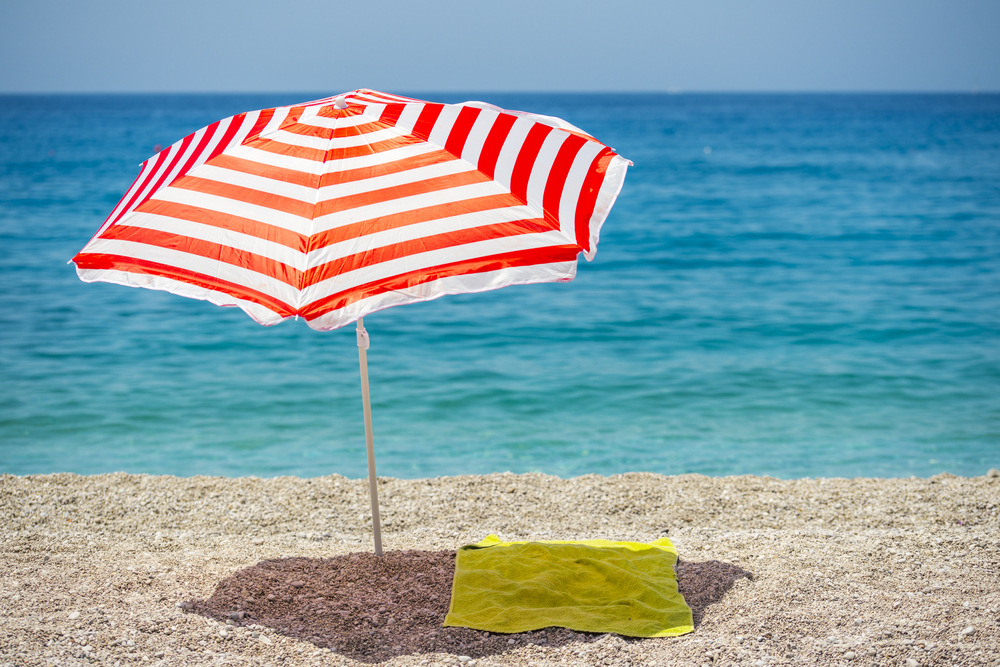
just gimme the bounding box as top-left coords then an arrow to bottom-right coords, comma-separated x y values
1,0 -> 998,93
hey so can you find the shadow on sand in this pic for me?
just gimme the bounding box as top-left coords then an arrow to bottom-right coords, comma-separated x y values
187,550 -> 751,663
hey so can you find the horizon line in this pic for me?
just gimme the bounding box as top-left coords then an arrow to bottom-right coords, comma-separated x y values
1,89 -> 996,97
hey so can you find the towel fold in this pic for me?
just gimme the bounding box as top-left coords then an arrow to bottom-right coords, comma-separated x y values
443,534 -> 693,638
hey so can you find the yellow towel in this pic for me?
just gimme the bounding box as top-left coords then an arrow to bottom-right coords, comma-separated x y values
443,534 -> 693,638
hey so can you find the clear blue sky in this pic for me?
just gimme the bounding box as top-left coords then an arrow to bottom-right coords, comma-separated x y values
1,0 -> 998,93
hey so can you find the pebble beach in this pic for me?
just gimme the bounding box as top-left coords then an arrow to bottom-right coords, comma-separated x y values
2,471 -> 998,667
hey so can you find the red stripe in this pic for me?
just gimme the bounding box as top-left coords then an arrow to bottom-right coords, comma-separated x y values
302,245 -> 581,320
282,107 -> 305,128
378,103 -> 406,126
248,134 -> 424,163
206,154 -> 318,187
170,121 -> 221,191
412,104 -> 443,139
509,124 -> 553,203
574,147 -> 615,254
311,193 -> 524,249
305,218 -> 551,285
131,199 -> 307,251
140,134 -> 197,211
170,169 -> 492,221
444,106 -> 481,157
96,225 -> 303,287
477,113 -> 516,179
542,134 -> 587,227
319,149 -> 457,187
242,109 -> 275,145
315,170 -> 489,217
277,119 -> 389,140
170,176 -> 313,218
315,105 -> 364,120
210,112 -> 248,161
73,253 -> 296,318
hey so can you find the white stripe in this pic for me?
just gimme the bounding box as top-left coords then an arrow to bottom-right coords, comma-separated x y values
319,140 -> 440,173
491,117 -> 535,191
525,131 -> 568,217
148,187 -> 313,234
139,157 -> 477,211
461,108 -> 499,167
384,103 -> 424,133
81,239 -> 302,306
189,164 -> 319,202
497,107 -> 594,139
359,103 -> 386,120
76,268 -> 287,326
558,139 -> 605,238
361,90 -> 421,103
314,181 -> 510,231
301,229 -> 573,307
583,154 -> 629,261
307,205 -> 542,268
427,104 -> 462,147
111,211 -> 307,270
306,261 -> 577,331
349,92 -> 390,104
223,141 -> 440,175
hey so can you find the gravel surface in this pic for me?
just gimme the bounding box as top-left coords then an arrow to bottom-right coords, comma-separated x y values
2,471 -> 998,666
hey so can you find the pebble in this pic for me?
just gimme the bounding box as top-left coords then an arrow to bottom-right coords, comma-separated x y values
905,660 -> 919,667
458,657 -> 472,664
987,468 -> 999,478
844,651 -> 855,660
68,611 -> 81,620
961,626 -> 975,636
4,471 -> 1000,666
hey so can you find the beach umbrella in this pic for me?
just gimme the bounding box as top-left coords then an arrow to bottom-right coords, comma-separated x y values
72,89 -> 630,555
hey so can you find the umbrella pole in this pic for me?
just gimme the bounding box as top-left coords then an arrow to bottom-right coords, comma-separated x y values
356,317 -> 383,557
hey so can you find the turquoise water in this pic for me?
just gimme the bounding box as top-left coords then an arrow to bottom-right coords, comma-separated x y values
1,93 -> 998,479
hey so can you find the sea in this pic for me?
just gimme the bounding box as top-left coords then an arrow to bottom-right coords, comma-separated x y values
1,92 -> 998,480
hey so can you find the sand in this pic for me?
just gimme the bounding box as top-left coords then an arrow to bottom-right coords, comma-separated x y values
1,471 -> 998,666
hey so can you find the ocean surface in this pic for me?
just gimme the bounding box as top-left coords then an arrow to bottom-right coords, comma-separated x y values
1,93 -> 998,480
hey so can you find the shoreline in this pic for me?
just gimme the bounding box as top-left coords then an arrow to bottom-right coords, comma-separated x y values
2,471 -> 998,666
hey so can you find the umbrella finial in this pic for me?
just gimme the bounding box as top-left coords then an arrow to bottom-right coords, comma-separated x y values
334,96 -> 349,110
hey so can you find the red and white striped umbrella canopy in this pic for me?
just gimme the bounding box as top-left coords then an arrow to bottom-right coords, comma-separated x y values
72,90 -> 630,331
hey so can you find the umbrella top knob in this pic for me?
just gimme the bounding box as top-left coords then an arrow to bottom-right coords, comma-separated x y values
334,96 -> 349,110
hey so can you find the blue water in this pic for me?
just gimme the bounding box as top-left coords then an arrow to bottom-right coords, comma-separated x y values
1,93 -> 998,479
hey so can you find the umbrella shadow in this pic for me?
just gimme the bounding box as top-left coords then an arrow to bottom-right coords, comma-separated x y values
675,558 -> 753,626
186,550 -> 751,663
